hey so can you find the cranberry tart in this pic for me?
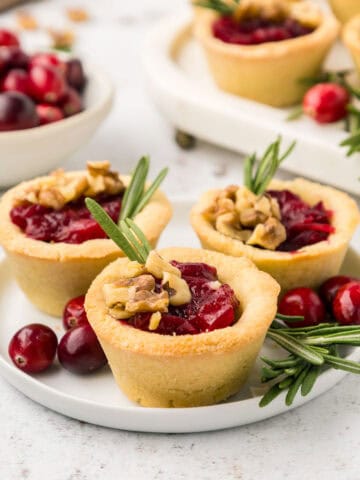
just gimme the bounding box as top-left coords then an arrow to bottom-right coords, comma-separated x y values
85,247 -> 279,407
191,139 -> 360,291
0,161 -> 172,316
194,0 -> 339,106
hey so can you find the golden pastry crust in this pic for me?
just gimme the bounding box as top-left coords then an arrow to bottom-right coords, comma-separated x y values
329,0 -> 360,24
0,173 -> 172,316
191,178 -> 360,292
85,247 -> 280,407
343,15 -> 360,75
193,4 -> 339,106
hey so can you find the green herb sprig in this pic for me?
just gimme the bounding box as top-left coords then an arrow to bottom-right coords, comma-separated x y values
260,318 -> 360,407
244,137 -> 296,195
85,198 -> 151,263
194,0 -> 240,15
120,156 -> 168,222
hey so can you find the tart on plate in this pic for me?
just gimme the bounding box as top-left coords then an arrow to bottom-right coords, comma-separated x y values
329,0 -> 360,24
84,208 -> 280,408
0,159 -> 172,316
343,15 -> 360,76
190,138 -> 360,291
193,0 -> 339,106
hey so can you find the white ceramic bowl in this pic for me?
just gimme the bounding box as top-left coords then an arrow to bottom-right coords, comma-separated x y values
0,67 -> 114,188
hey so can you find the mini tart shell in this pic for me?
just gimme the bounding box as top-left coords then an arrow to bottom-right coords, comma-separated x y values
343,15 -> 360,75
329,0 -> 360,24
190,178 -> 360,292
85,247 -> 280,408
0,173 -> 172,317
193,9 -> 339,107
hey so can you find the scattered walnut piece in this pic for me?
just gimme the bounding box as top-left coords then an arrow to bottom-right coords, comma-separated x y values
66,7 -> 89,22
145,251 -> 181,279
149,312 -> 162,331
162,272 -> 192,306
234,0 -> 290,23
216,212 -> 252,242
235,187 -> 257,212
247,217 -> 286,250
16,10 -> 38,30
49,28 -> 75,50
85,161 -> 124,197
126,289 -> 169,314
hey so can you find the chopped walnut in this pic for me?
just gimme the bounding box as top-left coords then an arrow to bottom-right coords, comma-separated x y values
66,7 -> 89,22
216,212 -> 252,242
235,187 -> 257,212
126,289 -> 169,314
49,28 -> 75,50
247,217 -> 286,250
149,312 -> 162,331
291,2 -> 321,28
104,275 -> 155,307
16,10 -> 38,30
234,0 -> 290,22
162,272 -> 192,306
85,161 -> 124,197
145,251 -> 181,279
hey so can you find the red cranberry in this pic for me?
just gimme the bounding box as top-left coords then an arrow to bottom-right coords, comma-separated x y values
0,29 -> 19,47
0,46 -> 29,71
0,92 -> 38,131
319,275 -> 354,310
28,65 -> 66,103
171,261 -> 217,281
278,287 -> 326,327
8,324 -> 58,373
36,103 -> 64,125
58,87 -> 82,117
63,295 -> 88,330
58,323 -> 107,374
64,58 -> 86,92
1,69 -> 30,95
30,52 -> 64,72
333,281 -> 360,325
303,83 -> 350,124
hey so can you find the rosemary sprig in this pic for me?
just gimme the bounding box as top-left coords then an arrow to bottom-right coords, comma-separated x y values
85,198 -> 151,263
260,317 -> 360,407
120,156 -> 168,222
244,137 -> 296,195
194,0 -> 240,15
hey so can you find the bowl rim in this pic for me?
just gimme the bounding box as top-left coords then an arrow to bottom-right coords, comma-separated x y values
0,66 -> 114,140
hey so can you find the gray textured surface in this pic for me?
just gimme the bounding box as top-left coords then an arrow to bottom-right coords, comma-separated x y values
1,0 -> 360,478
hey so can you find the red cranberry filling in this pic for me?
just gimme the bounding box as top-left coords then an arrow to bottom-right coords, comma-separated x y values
10,194 -> 122,244
267,190 -> 334,252
126,261 -> 239,336
213,16 -> 313,46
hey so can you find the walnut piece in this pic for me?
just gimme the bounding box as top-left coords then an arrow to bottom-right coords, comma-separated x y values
162,272 -> 192,306
149,312 -> 162,331
85,161 -> 124,197
247,217 -> 287,250
48,28 -> 75,50
126,289 -> 169,314
145,251 -> 181,279
216,212 -> 252,242
67,7 -> 90,22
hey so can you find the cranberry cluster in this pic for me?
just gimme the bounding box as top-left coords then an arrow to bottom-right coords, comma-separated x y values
10,194 -> 122,244
267,190 -> 334,252
213,16 -> 313,46
128,261 -> 239,335
279,275 -> 360,328
0,28 -> 86,131
8,295 -> 107,375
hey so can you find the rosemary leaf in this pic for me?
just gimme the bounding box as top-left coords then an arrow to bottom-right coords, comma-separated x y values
259,384 -> 283,408
279,377 -> 295,390
286,105 -> 303,121
261,367 -> 283,382
285,366 -> 310,406
194,0 -> 235,15
276,313 -> 305,323
267,330 -> 324,366
131,167 -> 168,217
323,354 -> 360,374
261,356 -> 301,369
120,156 -> 149,221
304,332 -> 360,346
125,219 -> 152,257
244,153 -> 256,192
301,366 -> 321,396
85,198 -> 142,262
119,220 -> 148,263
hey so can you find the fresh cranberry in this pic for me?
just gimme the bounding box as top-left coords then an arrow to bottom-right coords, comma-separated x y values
58,87 -> 82,117
58,323 -> 107,374
303,83 -> 350,124
63,295 -> 88,330
212,15 -> 313,45
28,65 -> 66,103
36,103 -> 64,125
0,92 -> 38,131
0,29 -> 19,47
30,52 -> 64,72
333,281 -> 360,325
319,275 -> 354,310
1,69 -> 30,95
8,324 -> 58,373
64,58 -> 86,92
278,287 -> 326,328
0,46 -> 29,71
267,190 -> 334,252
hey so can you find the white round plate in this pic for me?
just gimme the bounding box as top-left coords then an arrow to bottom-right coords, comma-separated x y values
0,199 -> 359,433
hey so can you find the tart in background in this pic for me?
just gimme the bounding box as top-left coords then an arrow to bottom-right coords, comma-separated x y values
85,246 -> 280,408
194,0 -> 339,106
0,161 -> 172,316
329,0 -> 360,24
343,15 -> 360,76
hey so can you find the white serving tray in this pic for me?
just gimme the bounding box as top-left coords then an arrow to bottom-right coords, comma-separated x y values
0,199 -> 360,433
143,9 -> 360,196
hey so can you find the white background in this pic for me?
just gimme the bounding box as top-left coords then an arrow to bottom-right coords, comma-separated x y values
1,0 -> 360,479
